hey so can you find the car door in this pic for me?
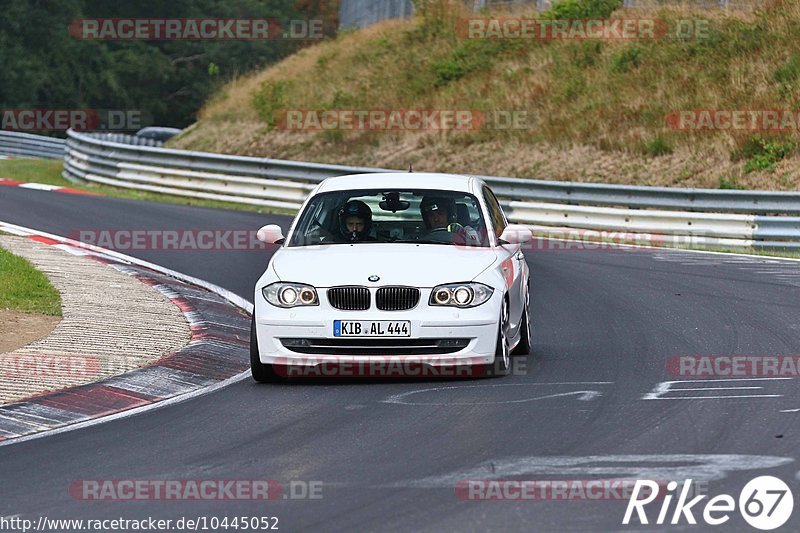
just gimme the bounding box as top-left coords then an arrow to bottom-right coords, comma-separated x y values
482,186 -> 524,335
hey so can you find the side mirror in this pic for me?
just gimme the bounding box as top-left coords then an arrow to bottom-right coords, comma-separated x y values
257,224 -> 285,245
499,224 -> 532,245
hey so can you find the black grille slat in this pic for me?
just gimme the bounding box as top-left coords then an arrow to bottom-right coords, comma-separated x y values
327,286 -> 419,311
312,339 -> 444,347
376,287 -> 419,311
328,287 -> 370,310
280,338 -> 469,355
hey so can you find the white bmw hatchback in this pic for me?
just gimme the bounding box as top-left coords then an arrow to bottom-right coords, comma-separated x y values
251,172 -> 532,381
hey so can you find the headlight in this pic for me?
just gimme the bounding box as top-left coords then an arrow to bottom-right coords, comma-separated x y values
429,283 -> 493,308
262,282 -> 319,308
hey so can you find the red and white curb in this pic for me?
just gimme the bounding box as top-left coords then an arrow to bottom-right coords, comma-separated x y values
0,220 -> 254,445
0,178 -> 99,196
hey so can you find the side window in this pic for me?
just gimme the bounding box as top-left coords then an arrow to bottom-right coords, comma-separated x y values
482,186 -> 507,239
466,198 -> 481,225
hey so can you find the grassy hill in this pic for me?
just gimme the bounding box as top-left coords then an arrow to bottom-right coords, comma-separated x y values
169,0 -> 800,190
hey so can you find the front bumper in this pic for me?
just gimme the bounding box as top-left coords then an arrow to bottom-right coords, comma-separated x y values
254,288 -> 501,368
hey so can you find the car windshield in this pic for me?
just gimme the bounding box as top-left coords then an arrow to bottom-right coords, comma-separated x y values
288,189 -> 490,247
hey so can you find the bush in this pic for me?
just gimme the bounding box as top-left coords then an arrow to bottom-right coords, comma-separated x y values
734,135 -> 797,174
610,46 -> 643,73
544,0 -> 623,20
252,80 -> 293,129
774,55 -> 800,83
431,39 -> 517,86
644,136 -> 673,157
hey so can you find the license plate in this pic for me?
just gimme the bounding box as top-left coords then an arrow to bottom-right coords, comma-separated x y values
334,320 -> 410,337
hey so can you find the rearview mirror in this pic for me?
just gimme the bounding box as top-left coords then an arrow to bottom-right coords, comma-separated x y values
257,224 -> 285,245
499,224 -> 532,245
379,192 -> 410,212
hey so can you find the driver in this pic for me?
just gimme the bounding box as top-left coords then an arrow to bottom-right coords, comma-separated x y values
420,196 -> 461,233
338,199 -> 376,242
420,196 -> 483,245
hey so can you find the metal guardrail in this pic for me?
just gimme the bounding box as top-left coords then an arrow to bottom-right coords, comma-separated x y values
484,178 -> 800,215
79,132 -> 165,148
51,128 -> 800,251
0,131 -> 66,159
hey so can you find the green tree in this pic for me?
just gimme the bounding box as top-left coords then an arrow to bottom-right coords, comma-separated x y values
0,0 -> 324,129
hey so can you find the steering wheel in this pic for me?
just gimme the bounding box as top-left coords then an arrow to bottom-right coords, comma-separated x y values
420,227 -> 453,243
304,219 -> 335,244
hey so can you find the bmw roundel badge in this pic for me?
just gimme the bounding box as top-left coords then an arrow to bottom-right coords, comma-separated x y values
368,275 -> 380,282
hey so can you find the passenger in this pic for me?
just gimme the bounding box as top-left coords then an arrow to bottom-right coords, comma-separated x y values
338,200 -> 376,242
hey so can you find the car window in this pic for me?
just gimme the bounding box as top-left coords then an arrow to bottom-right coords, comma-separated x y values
482,186 -> 507,239
288,189 -> 490,247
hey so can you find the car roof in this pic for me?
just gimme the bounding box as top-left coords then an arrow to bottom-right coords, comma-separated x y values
315,172 -> 479,194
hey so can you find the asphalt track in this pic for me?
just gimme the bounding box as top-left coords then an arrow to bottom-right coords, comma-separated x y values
1,186 -> 800,531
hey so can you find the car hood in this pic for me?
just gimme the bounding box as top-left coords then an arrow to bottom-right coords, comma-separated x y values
271,244 -> 498,287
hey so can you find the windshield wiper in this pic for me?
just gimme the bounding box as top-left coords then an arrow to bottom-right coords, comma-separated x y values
392,239 -> 451,245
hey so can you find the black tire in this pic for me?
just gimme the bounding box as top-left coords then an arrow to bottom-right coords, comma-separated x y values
250,316 -> 281,383
487,299 -> 510,378
512,282 -> 532,356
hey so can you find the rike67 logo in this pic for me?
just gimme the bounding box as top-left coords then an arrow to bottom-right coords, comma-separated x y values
623,476 -> 793,530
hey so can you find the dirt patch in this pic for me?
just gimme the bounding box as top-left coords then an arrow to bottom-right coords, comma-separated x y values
0,309 -> 60,354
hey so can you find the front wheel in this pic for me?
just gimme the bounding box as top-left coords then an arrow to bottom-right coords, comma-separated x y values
487,299 -> 510,378
512,282 -> 532,355
250,316 -> 281,383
